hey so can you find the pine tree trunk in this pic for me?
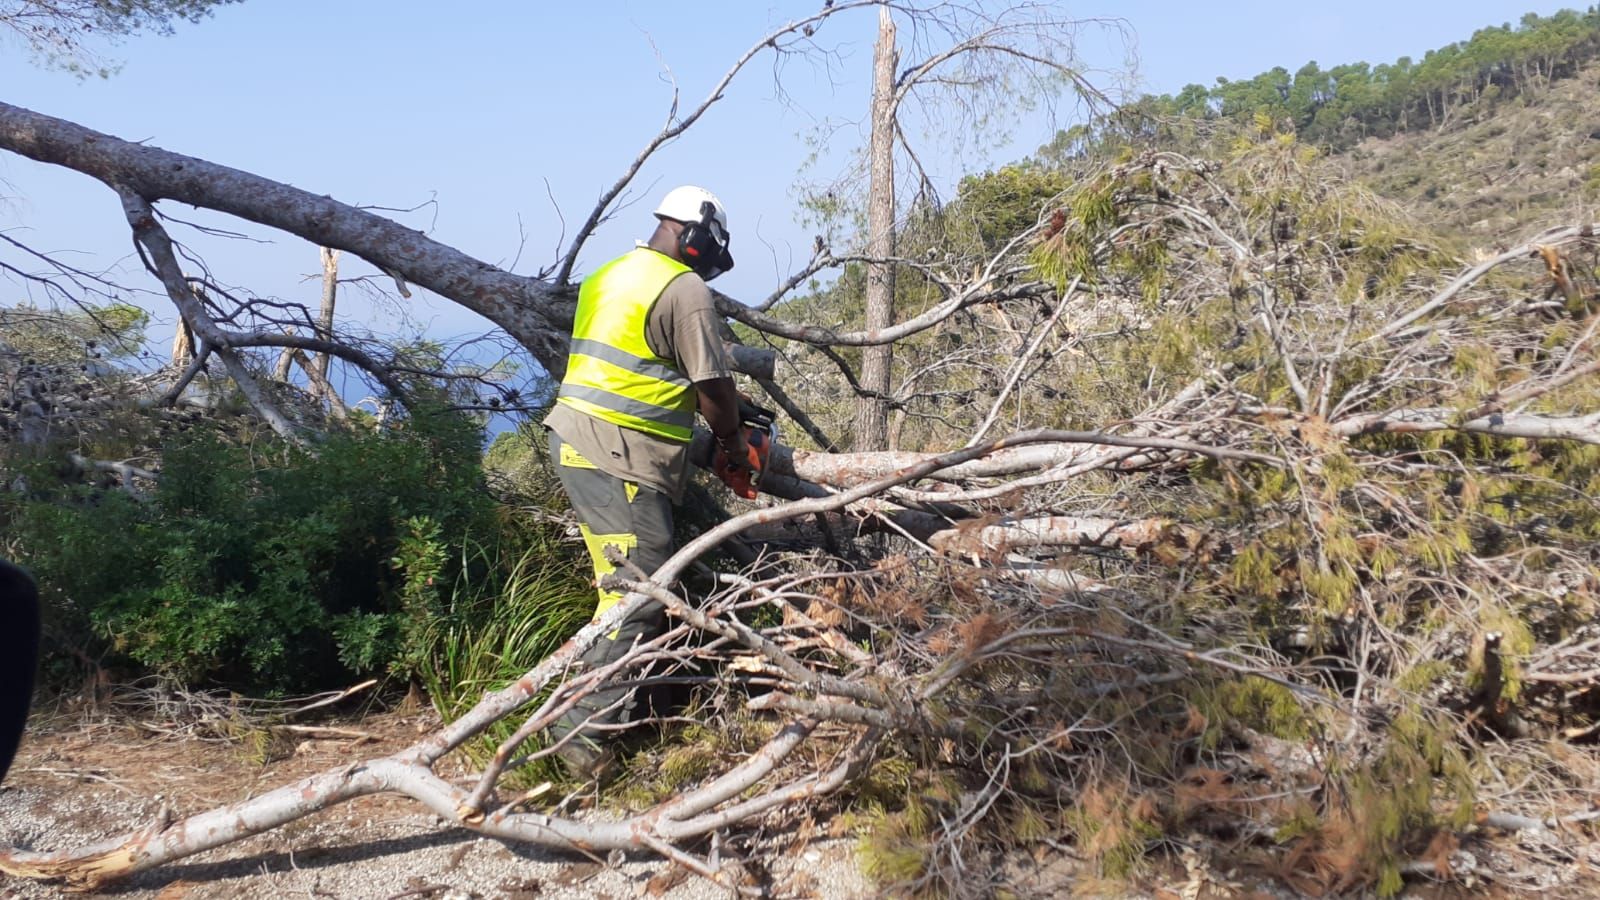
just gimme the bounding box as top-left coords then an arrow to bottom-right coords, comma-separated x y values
315,247 -> 340,406
851,6 -> 897,452
169,319 -> 193,367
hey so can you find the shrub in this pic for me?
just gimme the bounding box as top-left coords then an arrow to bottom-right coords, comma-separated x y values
416,532 -> 594,780
3,406 -> 502,694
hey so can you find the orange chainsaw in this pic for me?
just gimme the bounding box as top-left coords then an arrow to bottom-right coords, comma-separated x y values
714,397 -> 777,500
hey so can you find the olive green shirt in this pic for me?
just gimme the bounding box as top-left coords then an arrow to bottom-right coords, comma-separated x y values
544,256 -> 733,503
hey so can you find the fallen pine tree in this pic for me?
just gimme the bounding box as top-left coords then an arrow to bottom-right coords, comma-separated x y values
5,95 -> 1600,898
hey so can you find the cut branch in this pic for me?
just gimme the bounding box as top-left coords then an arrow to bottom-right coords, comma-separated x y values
1336,408 -> 1600,445
550,0 -> 878,285
929,515 -> 1207,560
772,430 -> 1280,489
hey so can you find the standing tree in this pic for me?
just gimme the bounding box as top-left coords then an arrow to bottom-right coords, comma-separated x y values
852,5 -> 898,450
800,1 -> 1108,450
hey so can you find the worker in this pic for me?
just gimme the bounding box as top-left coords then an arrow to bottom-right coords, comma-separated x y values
542,185 -> 751,780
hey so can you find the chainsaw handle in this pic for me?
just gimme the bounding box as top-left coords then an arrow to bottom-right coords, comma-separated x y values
736,393 -> 777,428
713,423 -> 770,500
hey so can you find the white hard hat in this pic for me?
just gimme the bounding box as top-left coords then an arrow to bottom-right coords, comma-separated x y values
654,185 -> 730,234
654,185 -> 734,279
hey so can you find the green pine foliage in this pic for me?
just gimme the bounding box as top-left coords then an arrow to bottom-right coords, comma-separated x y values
831,102 -> 1600,894
0,301 -> 150,362
1041,7 -> 1600,159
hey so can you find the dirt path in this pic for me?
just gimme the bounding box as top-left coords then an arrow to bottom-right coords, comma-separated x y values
0,710 -> 871,899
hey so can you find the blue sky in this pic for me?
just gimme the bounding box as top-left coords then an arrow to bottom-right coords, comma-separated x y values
0,0 -> 1580,373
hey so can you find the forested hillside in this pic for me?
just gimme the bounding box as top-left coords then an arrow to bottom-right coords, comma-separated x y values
6,4 -> 1600,899
1036,6 -> 1600,245
1346,54 -> 1600,241
1115,7 -> 1600,150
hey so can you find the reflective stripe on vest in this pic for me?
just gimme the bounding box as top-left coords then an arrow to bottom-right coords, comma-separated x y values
556,248 -> 697,443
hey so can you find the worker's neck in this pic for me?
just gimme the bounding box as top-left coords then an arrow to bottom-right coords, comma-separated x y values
646,224 -> 680,259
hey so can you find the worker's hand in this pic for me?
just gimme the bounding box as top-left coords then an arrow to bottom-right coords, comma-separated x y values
736,392 -> 776,427
717,430 -> 753,475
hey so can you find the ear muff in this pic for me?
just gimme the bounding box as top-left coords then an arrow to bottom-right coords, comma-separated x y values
677,201 -> 735,280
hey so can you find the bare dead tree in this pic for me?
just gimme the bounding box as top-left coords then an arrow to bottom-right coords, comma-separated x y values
548,0 -> 884,287
167,315 -> 192,367
784,3 -> 1115,452
313,247 -> 339,412
854,5 -> 899,451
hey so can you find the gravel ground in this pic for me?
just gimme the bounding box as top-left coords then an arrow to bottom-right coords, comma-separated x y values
0,713 -> 872,900
0,782 -> 871,899
12,710 -> 1579,898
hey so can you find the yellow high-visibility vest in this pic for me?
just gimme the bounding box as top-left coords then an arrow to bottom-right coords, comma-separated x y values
556,248 -> 696,442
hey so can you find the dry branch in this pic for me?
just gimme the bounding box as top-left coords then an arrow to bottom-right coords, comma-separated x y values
929,515 -> 1207,559
774,429 -> 1280,488
6,426 -> 1211,888
0,100 -> 777,384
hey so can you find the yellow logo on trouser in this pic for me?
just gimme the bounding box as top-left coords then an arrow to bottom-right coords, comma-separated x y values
579,525 -> 636,639
560,442 -> 645,636
558,443 -> 597,469
558,444 -> 638,503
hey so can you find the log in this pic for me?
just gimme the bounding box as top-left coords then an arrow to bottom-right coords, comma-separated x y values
929,515 -> 1205,559
770,431 -> 1279,488
1337,408 -> 1600,445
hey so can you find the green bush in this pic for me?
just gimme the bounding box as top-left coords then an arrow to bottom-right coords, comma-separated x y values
417,534 -> 594,779
3,407 -> 503,694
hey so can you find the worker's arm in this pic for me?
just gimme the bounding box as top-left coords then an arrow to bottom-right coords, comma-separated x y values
647,274 -> 752,471
697,376 -> 750,472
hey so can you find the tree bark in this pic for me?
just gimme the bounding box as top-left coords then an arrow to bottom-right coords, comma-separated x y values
929,515 -> 1206,559
272,337 -> 294,381
1335,408 -> 1600,444
851,6 -> 897,451
168,318 -> 193,367
121,192 -> 305,444
315,247 -> 340,413
767,431 -> 1280,488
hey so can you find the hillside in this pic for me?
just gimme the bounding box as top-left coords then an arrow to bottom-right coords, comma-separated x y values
1342,57 -> 1600,244
1052,7 -> 1600,245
